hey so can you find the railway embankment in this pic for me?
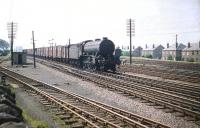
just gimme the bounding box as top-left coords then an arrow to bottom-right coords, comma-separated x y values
0,81 -> 26,128
0,77 -> 60,128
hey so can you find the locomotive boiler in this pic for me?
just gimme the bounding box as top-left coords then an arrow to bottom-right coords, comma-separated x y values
81,37 -> 116,71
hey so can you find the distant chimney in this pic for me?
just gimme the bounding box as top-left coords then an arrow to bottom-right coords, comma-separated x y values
153,44 -> 155,48
199,41 -> 200,48
176,43 -> 178,48
145,44 -> 147,49
167,43 -> 169,48
188,42 -> 191,48
133,46 -> 135,49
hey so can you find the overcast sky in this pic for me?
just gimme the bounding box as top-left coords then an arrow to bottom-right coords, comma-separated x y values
0,0 -> 200,49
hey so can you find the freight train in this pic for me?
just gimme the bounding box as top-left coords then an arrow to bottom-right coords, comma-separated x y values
25,37 -> 121,72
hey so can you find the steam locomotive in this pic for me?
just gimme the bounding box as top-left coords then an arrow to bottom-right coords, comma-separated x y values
25,37 -> 120,72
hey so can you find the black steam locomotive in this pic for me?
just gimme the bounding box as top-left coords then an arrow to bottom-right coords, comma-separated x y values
80,37 -> 116,71
26,37 -> 120,72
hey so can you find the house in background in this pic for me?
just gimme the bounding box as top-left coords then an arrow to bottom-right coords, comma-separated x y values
142,44 -> 164,59
132,46 -> 142,57
162,43 -> 186,61
182,42 -> 200,62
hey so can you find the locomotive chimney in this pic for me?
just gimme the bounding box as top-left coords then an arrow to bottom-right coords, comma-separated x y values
103,37 -> 108,40
188,42 -> 190,48
167,43 -> 169,48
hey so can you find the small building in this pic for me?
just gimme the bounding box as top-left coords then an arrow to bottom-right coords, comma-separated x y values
162,43 -> 186,61
132,46 -> 142,57
13,52 -> 27,64
182,42 -> 200,62
142,44 -> 164,59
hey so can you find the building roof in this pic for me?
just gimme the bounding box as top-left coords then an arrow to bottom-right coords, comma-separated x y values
133,46 -> 142,51
163,43 -> 186,51
183,42 -> 200,51
143,44 -> 164,51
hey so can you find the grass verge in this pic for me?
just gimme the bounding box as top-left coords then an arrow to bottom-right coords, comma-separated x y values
22,109 -> 49,128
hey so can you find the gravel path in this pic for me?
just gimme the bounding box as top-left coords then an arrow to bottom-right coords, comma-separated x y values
2,60 -> 200,128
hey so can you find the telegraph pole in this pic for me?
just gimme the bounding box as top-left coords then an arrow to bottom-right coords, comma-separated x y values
68,38 -> 70,59
48,39 -> 54,60
129,19 -> 132,64
7,22 -> 17,66
48,40 -> 51,59
52,39 -> 54,60
32,31 -> 36,68
126,19 -> 135,64
11,23 -> 13,65
55,43 -> 57,58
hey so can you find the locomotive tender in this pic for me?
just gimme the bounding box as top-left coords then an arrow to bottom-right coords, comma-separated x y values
25,37 -> 119,72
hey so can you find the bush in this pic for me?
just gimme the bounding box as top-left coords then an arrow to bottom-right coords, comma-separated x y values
176,56 -> 182,61
167,55 -> 173,60
1,50 -> 10,56
122,51 -> 130,56
145,54 -> 152,59
187,58 -> 194,62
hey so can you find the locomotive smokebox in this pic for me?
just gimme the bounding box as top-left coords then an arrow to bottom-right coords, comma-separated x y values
99,37 -> 115,57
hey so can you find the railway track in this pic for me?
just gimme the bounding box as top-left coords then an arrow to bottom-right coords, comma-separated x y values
120,64 -> 200,84
130,58 -> 200,71
0,66 -> 170,128
98,71 -> 200,101
33,58 -> 200,124
35,58 -> 200,102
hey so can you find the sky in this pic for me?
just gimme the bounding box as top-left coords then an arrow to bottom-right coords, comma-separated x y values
0,0 -> 200,49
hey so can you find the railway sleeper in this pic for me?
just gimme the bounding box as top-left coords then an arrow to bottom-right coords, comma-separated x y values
196,120 -> 200,126
85,109 -> 98,114
39,100 -> 50,104
44,104 -> 58,109
55,111 -> 66,115
94,113 -> 106,118
69,102 -> 84,107
77,105 -> 91,110
139,99 -> 150,103
163,108 -> 175,113
174,112 -> 185,117
184,116 -> 197,121
70,123 -> 85,128
59,114 -> 72,120
145,102 -> 157,106
64,119 -> 78,125
114,121 -> 127,127
153,105 -> 165,109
